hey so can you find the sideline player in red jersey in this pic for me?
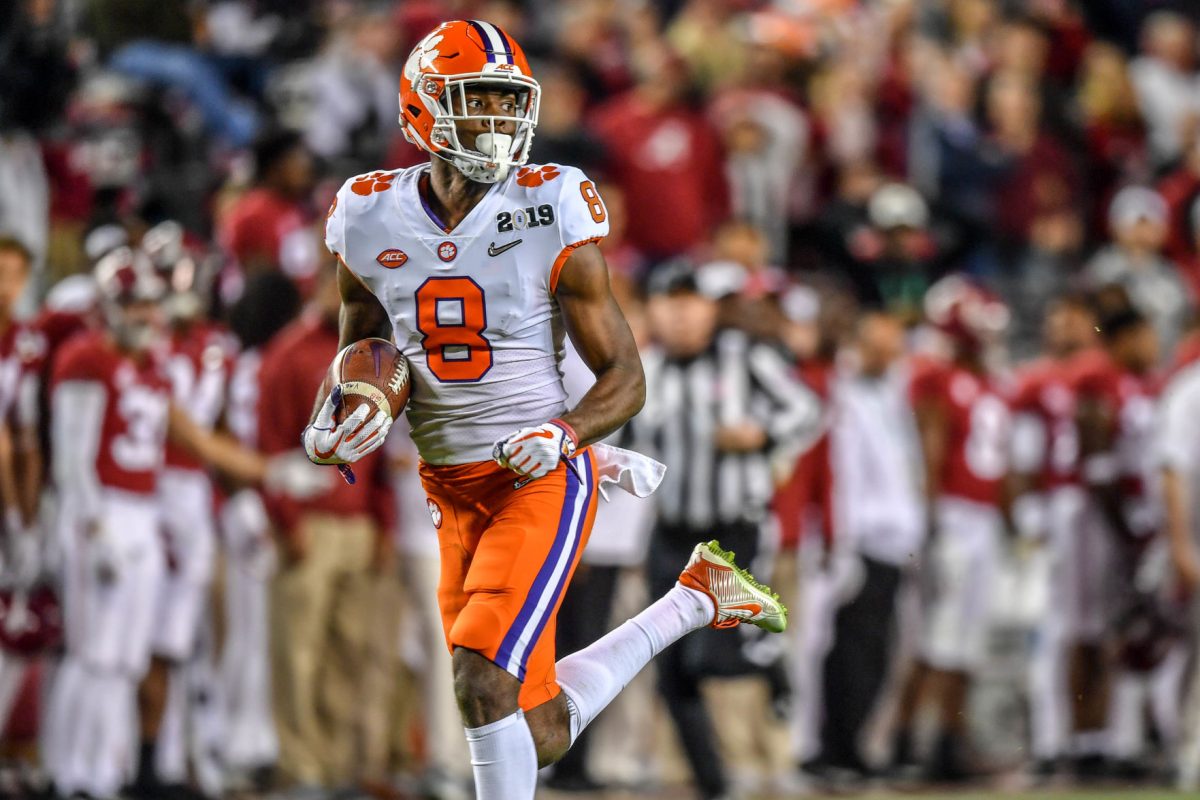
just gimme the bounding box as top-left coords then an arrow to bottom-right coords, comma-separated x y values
301,20 -> 791,799
1068,303 -> 1164,777
1009,293 -> 1102,776
133,221 -> 235,796
44,249 -> 325,799
892,276 -> 1013,781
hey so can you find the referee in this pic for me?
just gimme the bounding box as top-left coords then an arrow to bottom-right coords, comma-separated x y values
636,262 -> 822,800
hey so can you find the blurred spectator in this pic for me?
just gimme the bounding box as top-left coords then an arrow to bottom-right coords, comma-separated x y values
838,182 -> 950,320
0,0 -> 70,276
1075,42 -> 1147,235
299,9 -> 402,166
218,130 -> 320,299
906,51 -> 1006,236
101,0 -> 261,148
808,312 -> 923,784
1129,11 -> 1200,167
1180,197 -> 1200,299
591,47 -> 729,261
257,266 -> 396,788
637,263 -> 819,800
708,81 -> 808,265
987,71 -> 1081,257
529,62 -> 606,174
1157,138 -> 1200,262
1086,186 -> 1191,357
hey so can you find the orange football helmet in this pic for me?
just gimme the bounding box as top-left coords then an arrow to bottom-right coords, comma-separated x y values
400,20 -> 540,183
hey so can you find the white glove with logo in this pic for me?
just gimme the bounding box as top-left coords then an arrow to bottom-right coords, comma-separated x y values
492,418 -> 578,481
302,385 -> 393,481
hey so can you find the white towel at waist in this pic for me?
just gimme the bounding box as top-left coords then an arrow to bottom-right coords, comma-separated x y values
590,443 -> 666,501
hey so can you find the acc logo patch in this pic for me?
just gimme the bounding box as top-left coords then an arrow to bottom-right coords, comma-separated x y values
427,498 -> 443,529
437,241 -> 458,262
376,249 -> 409,269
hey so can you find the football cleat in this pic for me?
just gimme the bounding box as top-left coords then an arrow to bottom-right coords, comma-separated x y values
678,540 -> 788,633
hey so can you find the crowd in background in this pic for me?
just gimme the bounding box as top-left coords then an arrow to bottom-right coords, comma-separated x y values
5,0 -> 1200,798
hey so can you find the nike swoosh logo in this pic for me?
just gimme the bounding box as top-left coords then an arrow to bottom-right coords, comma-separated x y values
313,430 -> 345,460
726,603 -> 763,617
513,430 -> 555,443
488,239 -> 523,257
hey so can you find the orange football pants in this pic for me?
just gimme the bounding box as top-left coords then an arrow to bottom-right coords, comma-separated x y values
419,449 -> 598,710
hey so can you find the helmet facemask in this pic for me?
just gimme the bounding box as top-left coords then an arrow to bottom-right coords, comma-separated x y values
404,70 -> 540,184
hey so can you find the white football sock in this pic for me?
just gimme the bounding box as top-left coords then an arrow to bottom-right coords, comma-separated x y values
556,583 -> 713,741
464,709 -> 538,800
156,663 -> 189,783
92,672 -> 135,798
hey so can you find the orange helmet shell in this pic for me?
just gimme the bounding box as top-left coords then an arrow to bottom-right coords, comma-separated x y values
400,20 -> 539,182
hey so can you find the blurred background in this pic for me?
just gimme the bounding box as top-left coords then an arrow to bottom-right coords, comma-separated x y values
4,0 -> 1200,798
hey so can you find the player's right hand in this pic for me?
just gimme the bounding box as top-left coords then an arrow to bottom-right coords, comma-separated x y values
302,385 -> 392,466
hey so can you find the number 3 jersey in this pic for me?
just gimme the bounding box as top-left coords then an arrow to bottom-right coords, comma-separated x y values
325,163 -> 609,465
50,330 -> 171,494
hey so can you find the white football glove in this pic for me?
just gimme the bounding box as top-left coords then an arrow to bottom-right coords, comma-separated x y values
493,419 -> 578,481
302,385 -> 393,472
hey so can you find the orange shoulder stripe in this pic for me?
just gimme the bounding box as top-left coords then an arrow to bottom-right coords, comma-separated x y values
549,237 -> 603,294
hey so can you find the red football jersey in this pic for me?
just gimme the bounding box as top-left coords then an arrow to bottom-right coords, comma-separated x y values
51,331 -> 170,495
0,321 -> 44,425
1070,352 -> 1159,505
1010,349 -> 1109,489
911,359 -> 1011,505
163,323 -> 235,471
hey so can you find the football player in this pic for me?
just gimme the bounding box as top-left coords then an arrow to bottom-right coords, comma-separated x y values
305,20 -> 787,798
893,276 -> 1013,781
134,221 -> 233,797
44,249 -> 324,799
1008,293 -> 1102,776
1071,303 -> 1173,776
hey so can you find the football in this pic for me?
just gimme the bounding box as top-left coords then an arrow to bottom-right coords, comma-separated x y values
323,338 -> 411,425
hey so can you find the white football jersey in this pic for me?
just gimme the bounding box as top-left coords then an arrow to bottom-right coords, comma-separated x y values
325,163 -> 609,464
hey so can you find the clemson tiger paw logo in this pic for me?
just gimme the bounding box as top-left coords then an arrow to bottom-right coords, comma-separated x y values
351,171 -> 397,196
427,498 -> 443,529
516,165 -> 561,187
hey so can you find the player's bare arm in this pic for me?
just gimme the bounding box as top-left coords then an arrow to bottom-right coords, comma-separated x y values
553,243 -> 645,446
915,397 -> 947,508
168,404 -> 330,497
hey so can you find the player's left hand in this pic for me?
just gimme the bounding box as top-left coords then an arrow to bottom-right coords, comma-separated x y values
493,419 -> 578,481
303,385 -> 393,466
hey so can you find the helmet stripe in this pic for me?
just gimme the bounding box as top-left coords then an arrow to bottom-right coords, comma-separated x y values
467,20 -> 496,63
494,26 -> 515,64
470,19 -> 512,65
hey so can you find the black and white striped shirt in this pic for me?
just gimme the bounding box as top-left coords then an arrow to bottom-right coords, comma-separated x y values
635,329 -> 822,529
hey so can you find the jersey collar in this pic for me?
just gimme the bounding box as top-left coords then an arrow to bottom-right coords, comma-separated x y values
407,167 -> 507,238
